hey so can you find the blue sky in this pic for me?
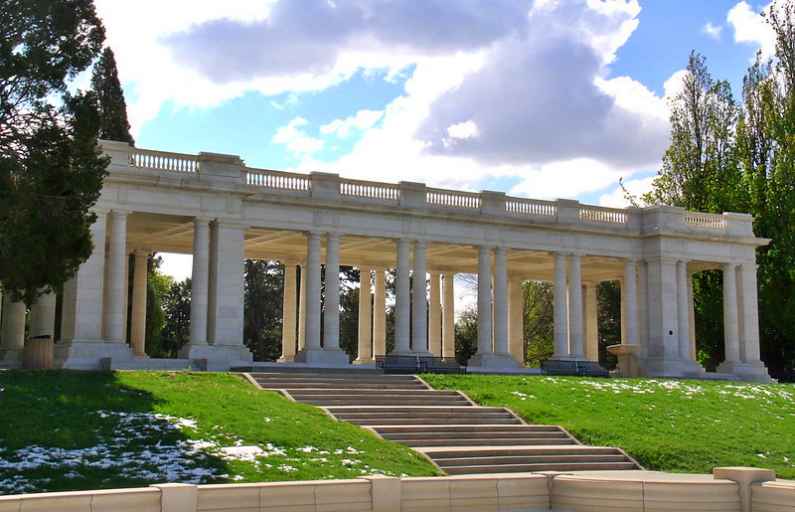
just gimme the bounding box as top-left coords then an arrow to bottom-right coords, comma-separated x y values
92,0 -> 776,278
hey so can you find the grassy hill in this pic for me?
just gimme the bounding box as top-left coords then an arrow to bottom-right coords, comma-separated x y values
423,374 -> 795,478
0,371 -> 438,495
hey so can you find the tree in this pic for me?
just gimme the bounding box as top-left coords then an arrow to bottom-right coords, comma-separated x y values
91,47 -> 134,145
523,281 -> 553,367
160,278 -> 191,357
454,306 -> 478,365
0,0 -> 107,306
243,260 -> 284,361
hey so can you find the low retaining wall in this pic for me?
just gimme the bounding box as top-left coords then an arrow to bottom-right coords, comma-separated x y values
0,468 -> 790,512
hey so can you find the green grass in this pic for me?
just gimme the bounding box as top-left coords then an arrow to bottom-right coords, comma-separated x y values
0,371 -> 438,494
423,374 -> 795,479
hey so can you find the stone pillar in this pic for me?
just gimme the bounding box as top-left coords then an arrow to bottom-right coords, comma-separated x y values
304,232 -> 322,351
323,233 -> 341,351
735,262 -> 770,381
0,295 -> 25,363
508,276 -> 524,365
584,284 -> 599,362
552,252 -> 569,359
721,263 -> 740,366
104,210 -> 128,343
493,247 -> 509,356
411,241 -> 428,353
130,250 -> 148,357
637,260 -> 649,359
476,245 -> 493,357
623,259 -> 638,347
393,239 -> 411,354
442,272 -> 455,359
279,261 -> 298,362
29,290 -> 56,338
568,254 -> 584,358
355,265 -> 373,364
298,264 -> 306,351
189,218 -> 210,346
676,260 -> 691,361
688,272 -> 696,361
372,268 -> 387,357
428,272 -> 442,356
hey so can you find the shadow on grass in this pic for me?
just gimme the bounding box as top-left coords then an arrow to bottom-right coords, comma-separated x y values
0,370 -> 231,494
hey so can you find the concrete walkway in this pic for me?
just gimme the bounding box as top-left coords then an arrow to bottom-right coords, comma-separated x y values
245,371 -> 640,475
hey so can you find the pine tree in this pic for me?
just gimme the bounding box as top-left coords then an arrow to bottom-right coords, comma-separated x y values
91,47 -> 134,145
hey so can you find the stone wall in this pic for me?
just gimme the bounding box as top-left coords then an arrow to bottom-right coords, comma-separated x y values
0,468 -> 791,512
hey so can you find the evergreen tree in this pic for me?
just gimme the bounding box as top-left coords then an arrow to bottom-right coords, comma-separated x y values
91,47 -> 134,145
0,0 -> 107,306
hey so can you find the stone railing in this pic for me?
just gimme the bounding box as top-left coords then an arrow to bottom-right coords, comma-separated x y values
101,141 -> 757,238
0,467 -> 789,512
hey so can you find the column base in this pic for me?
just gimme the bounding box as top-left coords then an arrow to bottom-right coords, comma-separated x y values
277,354 -> 297,363
468,352 -> 520,370
352,356 -> 375,366
716,360 -> 772,383
55,340 -> 135,370
180,343 -> 253,371
643,357 -> 704,378
294,348 -> 350,367
0,349 -> 23,367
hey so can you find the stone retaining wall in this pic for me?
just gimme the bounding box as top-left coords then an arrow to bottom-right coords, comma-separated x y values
0,468 -> 790,512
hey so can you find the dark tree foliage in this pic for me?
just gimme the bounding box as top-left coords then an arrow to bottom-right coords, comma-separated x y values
0,0 -> 107,305
339,266 -> 360,359
158,277 -> 190,358
454,306 -> 478,365
91,47 -> 134,145
523,281 -> 553,367
244,260 -> 284,361
597,281 -> 621,369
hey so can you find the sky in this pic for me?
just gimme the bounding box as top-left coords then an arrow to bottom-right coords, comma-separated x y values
87,0 -> 777,282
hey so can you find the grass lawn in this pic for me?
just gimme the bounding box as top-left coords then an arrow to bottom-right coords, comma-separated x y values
423,374 -> 795,479
0,371 -> 438,495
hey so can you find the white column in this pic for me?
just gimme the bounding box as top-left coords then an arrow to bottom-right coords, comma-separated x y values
130,250 -> 148,356
279,261 -> 298,362
637,260 -> 649,358
623,259 -> 638,345
298,264 -> 306,351
568,254 -> 584,358
189,218 -> 210,346
508,276 -> 524,364
411,241 -> 428,353
393,239 -> 411,354
688,272 -> 696,361
721,262 -> 740,364
442,272 -> 456,359
584,284 -> 599,362
61,210 -> 107,343
1,296 -> 25,361
355,265 -> 373,363
323,233 -> 341,351
208,221 -> 247,349
553,252 -> 569,359
494,247 -> 509,355
476,245 -> 494,356
372,268 -> 386,357
740,263 -> 762,364
104,210 -> 128,343
304,232 -> 322,350
30,290 -> 56,338
676,260 -> 691,360
428,272 -> 442,356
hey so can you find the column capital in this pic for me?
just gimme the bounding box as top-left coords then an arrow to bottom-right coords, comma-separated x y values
193,215 -> 213,224
130,248 -> 151,257
109,207 -> 131,217
214,218 -> 248,229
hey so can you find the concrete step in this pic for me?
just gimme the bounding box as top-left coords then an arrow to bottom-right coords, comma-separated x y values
344,417 -> 523,426
258,382 -> 428,390
419,446 -> 624,458
250,373 -> 420,382
301,398 -> 471,406
372,425 -> 562,434
436,454 -> 631,467
441,461 -> 637,474
325,406 -> 507,413
287,389 -> 461,397
397,438 -> 576,447
380,430 -> 568,440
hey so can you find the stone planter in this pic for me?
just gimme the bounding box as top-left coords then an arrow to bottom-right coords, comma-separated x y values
23,335 -> 54,369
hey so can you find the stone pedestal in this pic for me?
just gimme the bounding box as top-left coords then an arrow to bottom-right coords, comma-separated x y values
294,348 -> 350,367
55,341 -> 135,370
468,352 -> 520,370
643,356 -> 704,378
607,344 -> 641,377
716,360 -> 771,383
180,344 -> 253,371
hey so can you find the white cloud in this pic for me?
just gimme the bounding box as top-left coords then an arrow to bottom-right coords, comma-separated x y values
446,120 -> 480,140
320,110 -> 383,138
598,175 -> 656,208
272,117 -> 325,155
727,1 -> 776,58
702,22 -> 723,40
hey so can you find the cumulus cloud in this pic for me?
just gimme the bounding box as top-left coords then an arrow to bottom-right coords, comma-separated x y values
727,1 -> 776,58
272,117 -> 324,155
702,22 -> 723,40
598,175 -> 656,207
417,0 -> 667,170
320,110 -> 383,139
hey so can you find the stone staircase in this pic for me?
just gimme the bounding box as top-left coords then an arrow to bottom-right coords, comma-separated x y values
246,371 -> 640,475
